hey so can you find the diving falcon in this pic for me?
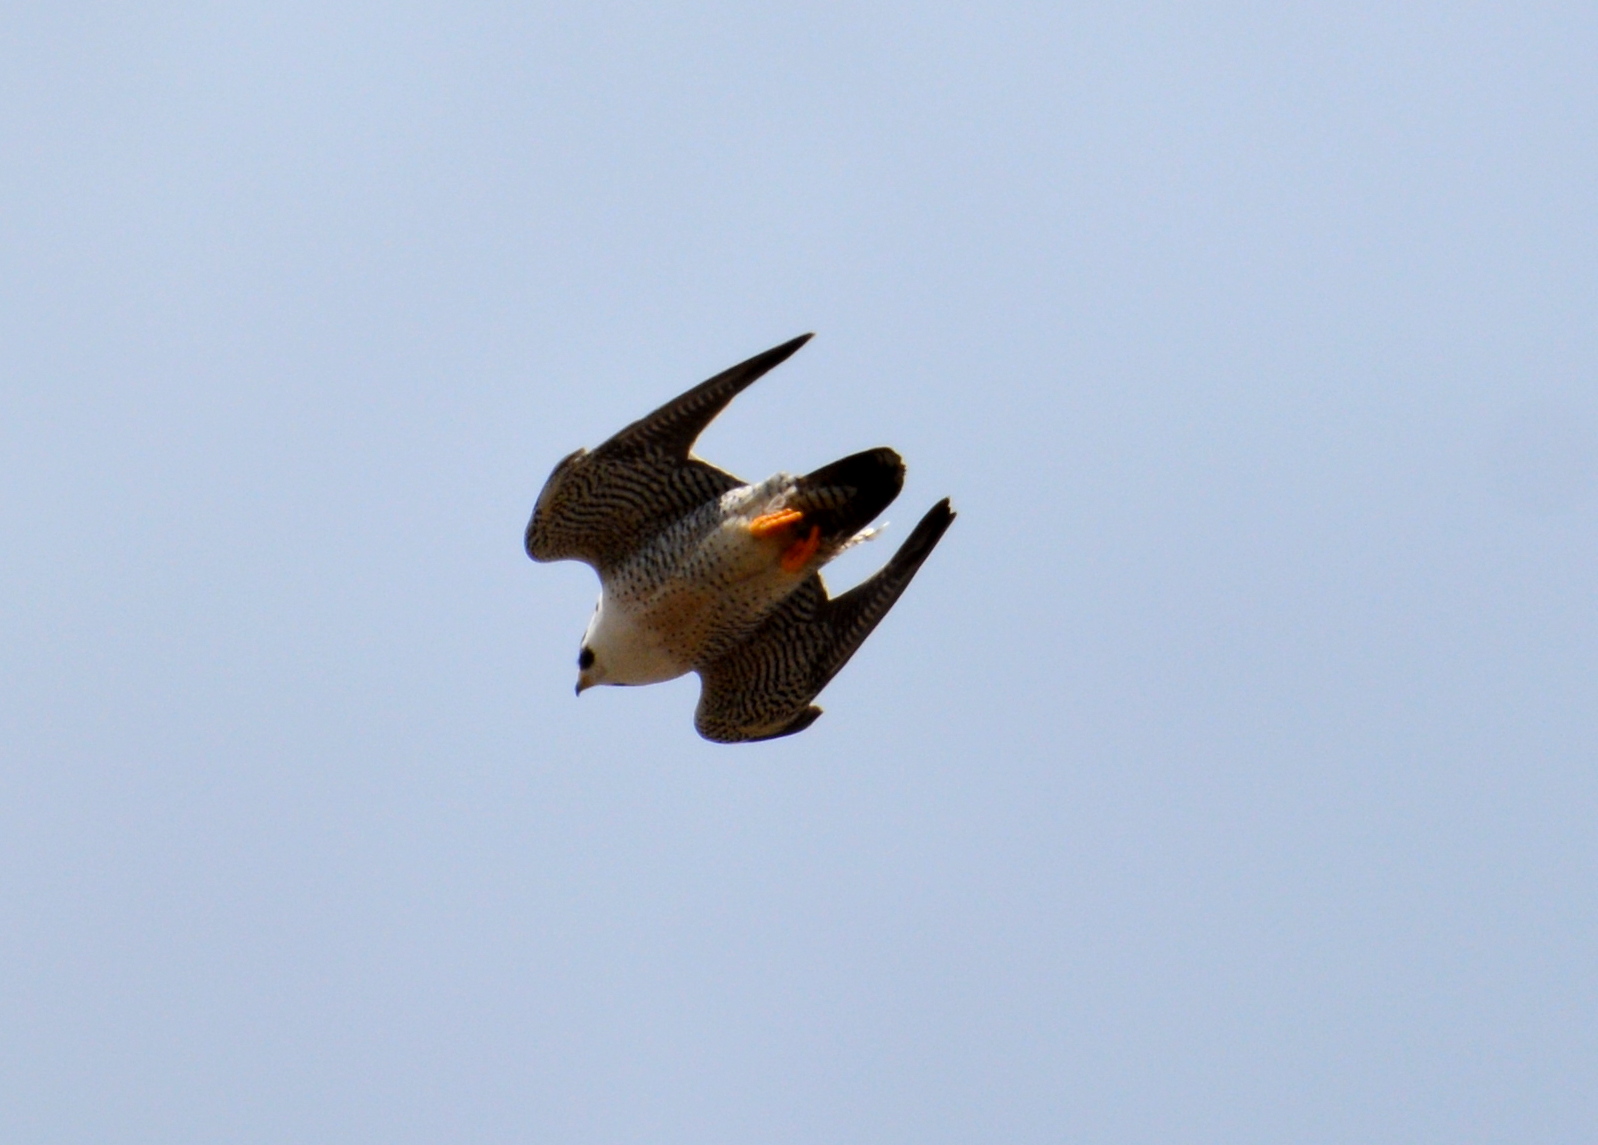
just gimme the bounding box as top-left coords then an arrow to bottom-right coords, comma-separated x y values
524,334 -> 954,743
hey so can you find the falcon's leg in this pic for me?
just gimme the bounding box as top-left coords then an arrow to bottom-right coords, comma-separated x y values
781,525 -> 822,573
749,508 -> 821,571
748,508 -> 803,538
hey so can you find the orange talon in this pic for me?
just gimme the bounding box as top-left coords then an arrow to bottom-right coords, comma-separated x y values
748,507 -> 804,539
781,525 -> 822,573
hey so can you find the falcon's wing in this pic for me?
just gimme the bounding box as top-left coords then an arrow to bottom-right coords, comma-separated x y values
694,499 -> 955,743
525,334 -> 813,571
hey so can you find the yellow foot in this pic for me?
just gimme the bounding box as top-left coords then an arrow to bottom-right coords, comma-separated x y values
749,508 -> 804,539
781,525 -> 823,573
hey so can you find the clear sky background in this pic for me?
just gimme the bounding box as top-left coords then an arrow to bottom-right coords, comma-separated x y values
4,3 -> 1595,1142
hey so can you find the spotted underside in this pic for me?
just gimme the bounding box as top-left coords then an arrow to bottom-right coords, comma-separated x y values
693,497 -> 955,742
588,480 -> 828,675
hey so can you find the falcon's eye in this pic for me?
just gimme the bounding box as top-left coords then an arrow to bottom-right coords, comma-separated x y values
577,647 -> 595,670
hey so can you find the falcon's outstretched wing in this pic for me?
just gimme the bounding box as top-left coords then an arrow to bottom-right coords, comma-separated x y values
693,498 -> 955,743
525,334 -> 813,571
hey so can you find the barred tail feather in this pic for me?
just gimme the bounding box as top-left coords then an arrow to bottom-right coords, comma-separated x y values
790,447 -> 905,543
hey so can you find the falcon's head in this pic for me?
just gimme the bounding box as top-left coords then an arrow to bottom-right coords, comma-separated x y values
574,598 -> 609,694
574,642 -> 604,694
574,591 -> 676,693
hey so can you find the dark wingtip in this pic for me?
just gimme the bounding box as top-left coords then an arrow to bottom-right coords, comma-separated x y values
892,497 -> 955,571
602,335 -> 817,462
772,705 -> 823,740
756,332 -> 814,370
721,704 -> 824,743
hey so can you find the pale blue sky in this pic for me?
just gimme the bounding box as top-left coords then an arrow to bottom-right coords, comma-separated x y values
3,3 -> 1595,1142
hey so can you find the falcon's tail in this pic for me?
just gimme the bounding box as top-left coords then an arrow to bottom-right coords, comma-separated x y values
789,448 -> 905,546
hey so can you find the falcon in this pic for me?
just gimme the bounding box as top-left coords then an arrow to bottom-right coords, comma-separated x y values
524,334 -> 954,743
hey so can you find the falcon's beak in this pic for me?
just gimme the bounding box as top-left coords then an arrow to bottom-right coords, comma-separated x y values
575,672 -> 594,696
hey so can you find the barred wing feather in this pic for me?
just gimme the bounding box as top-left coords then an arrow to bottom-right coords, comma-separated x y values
525,334 -> 813,571
694,498 -> 955,743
